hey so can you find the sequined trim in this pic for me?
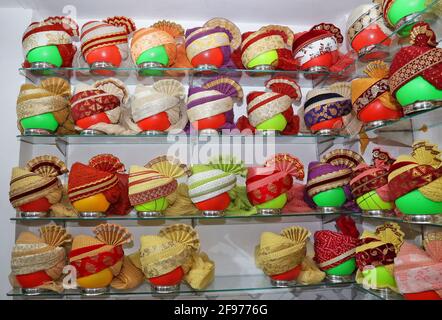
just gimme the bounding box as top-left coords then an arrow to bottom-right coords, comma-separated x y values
353,79 -> 389,114
347,4 -> 384,44
304,99 -> 352,128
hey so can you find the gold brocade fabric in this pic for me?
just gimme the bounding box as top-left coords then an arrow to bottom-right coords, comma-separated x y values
111,256 -> 145,290
351,61 -> 400,114
186,30 -> 230,61
164,184 -> 199,216
140,238 -> 193,278
184,252 -> 215,290
187,94 -> 233,122
138,225 -> 214,289
17,95 -> 68,119
297,256 -> 326,285
16,78 -> 75,134
9,167 -> 62,208
388,141 -> 442,202
241,34 -> 285,67
255,245 -> 306,276
248,93 -> 290,127
10,226 -> 71,291
255,227 -> 310,276
11,245 -> 65,275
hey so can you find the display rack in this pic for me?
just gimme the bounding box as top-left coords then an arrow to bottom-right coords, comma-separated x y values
8,0 -> 442,301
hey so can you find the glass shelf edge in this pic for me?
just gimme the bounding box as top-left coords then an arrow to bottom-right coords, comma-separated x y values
16,107 -> 442,145
353,284 -> 404,300
6,278 -> 356,297
10,212 -> 442,228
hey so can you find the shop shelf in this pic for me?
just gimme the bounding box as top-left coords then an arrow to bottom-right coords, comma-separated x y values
354,214 -> 442,229
19,66 -> 338,88
17,133 -> 336,146
364,106 -> 442,133
354,284 -> 404,300
10,211 -> 344,227
7,274 -> 357,298
11,211 -> 442,227
16,106 -> 442,147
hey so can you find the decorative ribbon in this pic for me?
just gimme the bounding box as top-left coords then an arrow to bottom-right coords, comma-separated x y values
304,99 -> 352,128
246,170 -> 292,205
389,165 -> 442,200
241,32 -> 286,67
355,238 -> 396,271
306,168 -> 352,197
70,90 -> 120,121
185,29 -> 230,61
353,78 -> 389,114
347,4 -> 384,44
70,245 -> 124,278
294,36 -> 337,66
129,179 -> 177,206
389,48 -> 442,94
247,92 -> 291,127
350,169 -> 389,198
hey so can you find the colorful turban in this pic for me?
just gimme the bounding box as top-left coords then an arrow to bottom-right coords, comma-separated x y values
68,155 -> 130,216
110,254 -> 145,290
69,224 -> 132,288
128,156 -> 189,207
16,77 -> 75,134
185,18 -> 241,67
237,77 -> 301,134
188,156 -> 246,204
388,141 -> 442,202
352,61 -> 402,119
394,232 -> 442,298
304,82 -> 352,130
306,149 -> 364,199
355,222 -> 404,291
356,222 -> 404,271
187,76 -> 243,129
314,225 -> 360,271
237,25 -> 297,70
139,224 -> 214,290
255,226 -> 310,276
80,16 -> 136,62
126,79 -> 187,133
346,3 -> 390,50
292,23 -> 343,67
9,155 -> 68,210
389,23 -> 442,96
350,148 -> 395,204
381,0 -> 436,29
131,20 -> 184,66
70,78 -> 129,134
22,16 -> 78,67
10,225 -> 71,292
246,154 -> 304,206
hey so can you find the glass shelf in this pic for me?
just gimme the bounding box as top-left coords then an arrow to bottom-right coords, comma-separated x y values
364,106 -> 442,133
16,106 -> 442,147
19,66 -> 337,88
355,0 -> 441,64
7,275 -> 356,298
354,285 -> 404,301
17,133 -> 336,145
11,211 -> 442,228
10,211 -> 340,225
354,214 -> 442,228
